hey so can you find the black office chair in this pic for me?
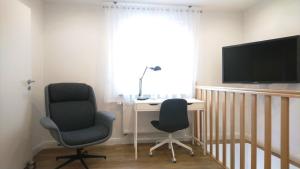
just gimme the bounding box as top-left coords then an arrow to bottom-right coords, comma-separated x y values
149,98 -> 194,163
40,83 -> 115,169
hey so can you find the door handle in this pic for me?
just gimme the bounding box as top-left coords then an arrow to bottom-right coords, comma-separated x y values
27,80 -> 35,85
27,80 -> 35,90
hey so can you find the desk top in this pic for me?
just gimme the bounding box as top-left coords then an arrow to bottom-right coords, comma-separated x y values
134,98 -> 204,104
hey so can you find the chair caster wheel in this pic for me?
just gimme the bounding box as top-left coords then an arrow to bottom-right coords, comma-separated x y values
149,152 -> 153,157
172,158 -> 176,163
190,151 -> 194,156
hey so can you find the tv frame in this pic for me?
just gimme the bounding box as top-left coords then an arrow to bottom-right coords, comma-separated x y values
222,35 -> 300,84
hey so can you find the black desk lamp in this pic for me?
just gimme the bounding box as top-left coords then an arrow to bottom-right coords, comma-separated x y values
137,66 -> 161,100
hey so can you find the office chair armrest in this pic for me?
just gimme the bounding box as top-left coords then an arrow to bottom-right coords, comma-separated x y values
40,117 -> 64,144
40,117 -> 59,131
95,111 -> 115,127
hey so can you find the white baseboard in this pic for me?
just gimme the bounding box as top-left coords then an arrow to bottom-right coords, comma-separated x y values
32,140 -> 58,156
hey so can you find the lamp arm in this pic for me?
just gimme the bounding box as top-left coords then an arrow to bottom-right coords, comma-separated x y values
140,66 -> 148,80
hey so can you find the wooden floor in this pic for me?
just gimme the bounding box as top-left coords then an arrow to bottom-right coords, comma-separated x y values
35,143 -> 223,169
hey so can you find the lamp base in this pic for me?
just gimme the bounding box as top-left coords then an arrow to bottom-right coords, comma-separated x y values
137,96 -> 150,100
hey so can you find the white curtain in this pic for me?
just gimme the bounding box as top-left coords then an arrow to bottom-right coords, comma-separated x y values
103,3 -> 201,102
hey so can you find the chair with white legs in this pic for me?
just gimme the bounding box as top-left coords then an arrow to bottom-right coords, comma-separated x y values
149,99 -> 194,163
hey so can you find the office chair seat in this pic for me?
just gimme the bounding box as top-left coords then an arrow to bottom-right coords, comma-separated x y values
61,124 -> 109,146
150,120 -> 160,130
151,120 -> 187,133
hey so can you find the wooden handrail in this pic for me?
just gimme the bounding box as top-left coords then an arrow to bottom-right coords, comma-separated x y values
197,85 -> 300,98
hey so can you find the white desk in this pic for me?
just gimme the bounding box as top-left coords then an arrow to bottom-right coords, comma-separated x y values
133,98 -> 206,160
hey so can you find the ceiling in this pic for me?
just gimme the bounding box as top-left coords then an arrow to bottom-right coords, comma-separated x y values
44,0 -> 260,11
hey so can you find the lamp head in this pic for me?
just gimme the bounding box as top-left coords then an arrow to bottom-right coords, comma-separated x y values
150,66 -> 161,71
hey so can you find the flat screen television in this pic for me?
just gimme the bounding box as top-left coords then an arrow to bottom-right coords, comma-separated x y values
222,35 -> 300,83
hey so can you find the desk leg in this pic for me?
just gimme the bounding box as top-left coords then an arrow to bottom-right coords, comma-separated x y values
203,109 -> 207,155
192,111 -> 195,145
197,110 -> 200,146
134,109 -> 138,160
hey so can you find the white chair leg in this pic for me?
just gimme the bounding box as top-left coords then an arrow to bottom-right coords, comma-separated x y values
149,139 -> 169,155
168,134 -> 172,149
173,139 -> 194,155
170,142 -> 176,163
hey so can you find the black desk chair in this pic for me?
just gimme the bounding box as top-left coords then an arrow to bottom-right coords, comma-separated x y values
40,83 -> 115,169
149,98 -> 194,163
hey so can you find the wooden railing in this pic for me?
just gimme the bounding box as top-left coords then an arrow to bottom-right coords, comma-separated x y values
195,85 -> 300,169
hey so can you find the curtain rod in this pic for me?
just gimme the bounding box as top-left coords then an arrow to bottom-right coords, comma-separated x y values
102,1 -> 203,13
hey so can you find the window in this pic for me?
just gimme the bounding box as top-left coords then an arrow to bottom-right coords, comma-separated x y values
103,4 -> 201,101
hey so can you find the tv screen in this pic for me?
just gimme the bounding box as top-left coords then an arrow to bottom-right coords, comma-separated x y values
222,36 -> 300,83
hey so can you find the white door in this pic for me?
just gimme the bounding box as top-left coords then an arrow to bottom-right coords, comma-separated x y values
0,0 -> 32,168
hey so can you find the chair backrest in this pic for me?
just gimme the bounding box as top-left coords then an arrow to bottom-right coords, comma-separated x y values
45,83 -> 97,132
159,99 -> 189,132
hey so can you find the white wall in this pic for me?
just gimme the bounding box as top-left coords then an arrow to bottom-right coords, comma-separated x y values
244,0 -> 300,43
243,0 -> 300,162
42,1 -> 129,146
198,9 -> 243,85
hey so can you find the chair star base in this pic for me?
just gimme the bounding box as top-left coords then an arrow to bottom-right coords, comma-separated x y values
55,148 -> 106,169
149,134 -> 194,163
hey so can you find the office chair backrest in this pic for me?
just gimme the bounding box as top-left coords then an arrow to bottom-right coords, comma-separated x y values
45,83 -> 97,132
159,99 -> 189,132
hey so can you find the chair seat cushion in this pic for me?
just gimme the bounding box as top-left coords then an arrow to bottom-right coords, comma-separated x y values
151,120 -> 186,133
151,120 -> 173,133
61,124 -> 109,146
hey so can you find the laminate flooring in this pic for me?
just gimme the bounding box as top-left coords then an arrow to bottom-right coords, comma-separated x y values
34,143 -> 223,169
